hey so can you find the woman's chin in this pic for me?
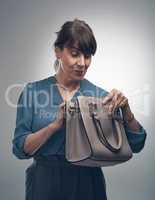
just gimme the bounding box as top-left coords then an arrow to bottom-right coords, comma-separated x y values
73,72 -> 85,80
73,75 -> 84,81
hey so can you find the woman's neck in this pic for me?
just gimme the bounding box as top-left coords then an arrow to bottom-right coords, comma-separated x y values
54,72 -> 80,92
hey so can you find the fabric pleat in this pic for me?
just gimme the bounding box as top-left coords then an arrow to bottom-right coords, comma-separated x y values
25,155 -> 107,200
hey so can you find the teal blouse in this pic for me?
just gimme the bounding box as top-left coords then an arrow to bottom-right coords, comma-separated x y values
12,75 -> 147,159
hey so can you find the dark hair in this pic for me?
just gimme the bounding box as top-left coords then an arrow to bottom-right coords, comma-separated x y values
54,19 -> 97,56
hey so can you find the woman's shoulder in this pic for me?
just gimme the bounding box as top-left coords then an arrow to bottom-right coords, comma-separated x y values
25,76 -> 55,91
82,78 -> 109,97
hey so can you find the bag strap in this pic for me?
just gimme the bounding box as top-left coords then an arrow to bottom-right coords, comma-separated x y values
89,102 -> 123,152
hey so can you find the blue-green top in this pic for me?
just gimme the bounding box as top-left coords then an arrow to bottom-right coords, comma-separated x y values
12,75 -> 147,159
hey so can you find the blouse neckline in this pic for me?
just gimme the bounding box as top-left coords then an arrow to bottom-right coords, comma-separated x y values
50,75 -> 84,103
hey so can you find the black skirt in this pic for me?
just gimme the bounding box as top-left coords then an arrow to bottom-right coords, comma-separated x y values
25,155 -> 107,200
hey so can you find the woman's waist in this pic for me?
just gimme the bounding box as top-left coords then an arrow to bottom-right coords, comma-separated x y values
33,154 -> 74,167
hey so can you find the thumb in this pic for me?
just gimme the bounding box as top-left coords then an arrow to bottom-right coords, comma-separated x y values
59,101 -> 66,113
59,101 -> 66,107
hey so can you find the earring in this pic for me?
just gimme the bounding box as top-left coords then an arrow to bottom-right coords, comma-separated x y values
54,59 -> 62,73
54,59 -> 59,72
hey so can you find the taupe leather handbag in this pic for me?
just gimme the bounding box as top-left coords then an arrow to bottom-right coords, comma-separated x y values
65,96 -> 133,167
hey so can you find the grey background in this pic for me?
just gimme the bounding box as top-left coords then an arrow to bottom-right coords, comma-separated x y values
0,0 -> 154,199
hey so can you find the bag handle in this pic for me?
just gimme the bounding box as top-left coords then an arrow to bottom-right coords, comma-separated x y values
89,103 -> 123,152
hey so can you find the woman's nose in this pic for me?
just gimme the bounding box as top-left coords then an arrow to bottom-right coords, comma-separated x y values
77,54 -> 85,66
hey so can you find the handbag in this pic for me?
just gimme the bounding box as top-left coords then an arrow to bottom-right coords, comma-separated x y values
65,96 -> 133,167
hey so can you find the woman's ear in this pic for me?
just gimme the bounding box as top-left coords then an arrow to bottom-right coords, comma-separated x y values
55,47 -> 62,59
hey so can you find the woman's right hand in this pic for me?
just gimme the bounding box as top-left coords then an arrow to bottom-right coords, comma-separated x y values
53,102 -> 66,131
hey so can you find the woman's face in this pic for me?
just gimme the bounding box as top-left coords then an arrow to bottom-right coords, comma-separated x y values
55,45 -> 92,82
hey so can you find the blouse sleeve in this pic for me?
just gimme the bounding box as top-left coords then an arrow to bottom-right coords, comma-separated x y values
12,83 -> 34,159
125,123 -> 147,153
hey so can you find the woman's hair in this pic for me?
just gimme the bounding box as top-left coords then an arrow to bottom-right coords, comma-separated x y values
54,19 -> 97,56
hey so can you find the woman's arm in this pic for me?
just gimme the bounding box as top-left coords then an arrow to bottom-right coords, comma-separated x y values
24,121 -> 61,155
24,101 -> 66,155
102,89 -> 147,153
12,82 -> 65,159
121,104 -> 141,132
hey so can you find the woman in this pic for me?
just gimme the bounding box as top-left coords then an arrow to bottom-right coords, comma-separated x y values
12,19 -> 146,200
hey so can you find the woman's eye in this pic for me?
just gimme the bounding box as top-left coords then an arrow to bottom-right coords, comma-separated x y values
71,51 -> 79,57
71,50 -> 91,59
85,55 -> 91,59
71,51 -> 78,55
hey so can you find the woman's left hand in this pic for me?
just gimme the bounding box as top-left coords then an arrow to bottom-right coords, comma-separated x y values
102,89 -> 131,116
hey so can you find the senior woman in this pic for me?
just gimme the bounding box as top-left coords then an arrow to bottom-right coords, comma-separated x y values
12,19 -> 146,200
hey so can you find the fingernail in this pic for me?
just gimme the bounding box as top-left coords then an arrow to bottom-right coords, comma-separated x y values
102,99 -> 107,105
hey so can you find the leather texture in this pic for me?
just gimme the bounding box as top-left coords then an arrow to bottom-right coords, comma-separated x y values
65,96 -> 133,167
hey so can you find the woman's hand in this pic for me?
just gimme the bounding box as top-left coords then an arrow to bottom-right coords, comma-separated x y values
102,89 -> 134,121
53,102 -> 66,130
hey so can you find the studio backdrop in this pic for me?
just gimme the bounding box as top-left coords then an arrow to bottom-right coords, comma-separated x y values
0,0 -> 154,200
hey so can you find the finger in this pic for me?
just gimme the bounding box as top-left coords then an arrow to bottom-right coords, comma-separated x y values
108,103 -> 115,115
112,94 -> 125,110
119,98 -> 128,108
59,102 -> 66,112
56,111 -> 62,120
108,92 -> 120,113
109,94 -> 124,115
102,89 -> 122,105
60,101 -> 66,107
61,102 -> 67,115
58,108 -> 66,119
102,93 -> 114,105
57,102 -> 66,118
103,91 -> 117,114
111,89 -> 123,102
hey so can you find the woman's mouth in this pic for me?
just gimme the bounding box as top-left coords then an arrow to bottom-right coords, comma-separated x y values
74,70 -> 84,76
